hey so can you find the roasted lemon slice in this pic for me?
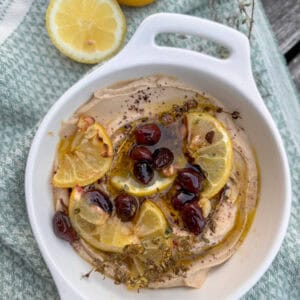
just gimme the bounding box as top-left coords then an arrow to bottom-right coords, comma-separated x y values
46,0 -> 126,64
110,173 -> 174,197
110,137 -> 186,196
53,122 -> 113,188
135,200 -> 168,238
69,187 -> 138,252
186,112 -> 233,198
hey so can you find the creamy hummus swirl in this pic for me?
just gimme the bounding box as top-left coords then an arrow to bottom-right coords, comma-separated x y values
53,75 -> 258,289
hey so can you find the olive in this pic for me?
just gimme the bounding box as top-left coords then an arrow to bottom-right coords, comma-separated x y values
115,194 -> 138,222
181,203 -> 205,235
129,145 -> 153,162
171,190 -> 198,210
135,123 -> 161,145
133,161 -> 154,184
152,148 -> 174,170
53,211 -> 78,243
176,168 -> 204,193
86,189 -> 113,215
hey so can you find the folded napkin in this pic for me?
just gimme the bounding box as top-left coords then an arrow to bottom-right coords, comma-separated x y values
0,0 -> 299,298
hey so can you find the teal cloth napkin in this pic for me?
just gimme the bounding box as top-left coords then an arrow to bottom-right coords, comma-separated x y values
0,0 -> 299,299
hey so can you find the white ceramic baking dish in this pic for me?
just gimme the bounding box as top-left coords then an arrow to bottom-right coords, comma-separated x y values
25,13 -> 291,300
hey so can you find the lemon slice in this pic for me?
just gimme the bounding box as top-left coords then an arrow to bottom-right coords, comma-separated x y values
69,190 -> 168,253
111,172 -> 174,197
186,112 -> 233,198
135,200 -> 168,238
46,0 -> 126,64
69,187 -> 138,252
110,133 -> 186,196
117,0 -> 155,7
132,201 -> 170,276
53,122 -> 113,188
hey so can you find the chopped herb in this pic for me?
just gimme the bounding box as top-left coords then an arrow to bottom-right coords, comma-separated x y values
202,236 -> 210,243
231,111 -> 241,119
82,267 -> 95,279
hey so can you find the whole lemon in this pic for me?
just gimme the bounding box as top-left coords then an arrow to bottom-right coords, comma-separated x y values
118,0 -> 155,7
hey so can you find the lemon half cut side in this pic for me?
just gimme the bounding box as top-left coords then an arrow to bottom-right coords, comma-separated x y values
46,0 -> 126,64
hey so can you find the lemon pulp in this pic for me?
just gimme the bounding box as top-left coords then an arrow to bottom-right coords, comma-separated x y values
186,112 -> 233,198
69,187 -> 137,252
69,188 -> 168,253
110,121 -> 187,196
46,0 -> 126,63
53,122 -> 113,188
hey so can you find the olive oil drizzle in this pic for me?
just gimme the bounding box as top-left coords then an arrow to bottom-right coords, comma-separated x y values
64,97 -> 259,289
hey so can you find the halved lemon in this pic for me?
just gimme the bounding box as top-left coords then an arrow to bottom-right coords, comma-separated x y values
135,200 -> 168,238
53,122 -> 113,188
117,0 -> 155,7
69,187 -> 138,252
186,112 -> 233,198
46,0 -> 126,64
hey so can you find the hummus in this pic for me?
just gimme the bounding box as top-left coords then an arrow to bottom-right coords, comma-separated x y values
53,75 -> 258,289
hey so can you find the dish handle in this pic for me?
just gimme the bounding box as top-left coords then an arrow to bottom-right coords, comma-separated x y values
116,13 -> 260,102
